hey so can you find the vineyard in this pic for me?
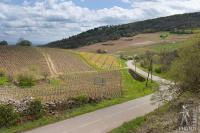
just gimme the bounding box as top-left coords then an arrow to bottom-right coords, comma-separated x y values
79,52 -> 122,70
39,48 -> 93,75
0,46 -> 49,77
0,46 -> 94,77
0,70 -> 122,103
0,46 -> 123,103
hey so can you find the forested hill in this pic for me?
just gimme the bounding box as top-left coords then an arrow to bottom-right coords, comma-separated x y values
46,12 -> 200,48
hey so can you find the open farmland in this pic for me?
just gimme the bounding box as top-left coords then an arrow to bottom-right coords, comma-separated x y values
77,32 -> 192,54
0,46 -> 123,103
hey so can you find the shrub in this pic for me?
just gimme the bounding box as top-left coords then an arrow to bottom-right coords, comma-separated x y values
27,100 -> 44,119
0,104 -> 19,128
0,76 -> 9,86
140,61 -> 147,68
41,71 -> 49,80
17,73 -> 36,88
0,40 -> 8,45
96,49 -> 107,54
170,39 -> 200,93
72,96 -> 89,106
16,38 -> 32,46
0,68 -> 6,77
154,67 -> 162,74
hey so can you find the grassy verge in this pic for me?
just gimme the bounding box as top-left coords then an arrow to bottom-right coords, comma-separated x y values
109,104 -> 170,133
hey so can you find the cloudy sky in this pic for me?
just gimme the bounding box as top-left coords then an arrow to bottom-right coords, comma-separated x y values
0,0 -> 200,44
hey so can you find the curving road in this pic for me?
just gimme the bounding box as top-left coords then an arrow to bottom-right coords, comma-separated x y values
25,60 -> 171,133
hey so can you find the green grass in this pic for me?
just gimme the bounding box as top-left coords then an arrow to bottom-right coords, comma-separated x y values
0,60 -> 158,133
109,116 -> 146,133
49,78 -> 61,87
109,104 -> 170,133
0,76 -> 9,86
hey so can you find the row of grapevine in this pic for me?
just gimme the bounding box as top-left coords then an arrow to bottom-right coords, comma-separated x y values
0,46 -> 95,77
0,46 -> 49,77
79,52 -> 122,70
0,70 -> 122,103
38,48 -> 94,74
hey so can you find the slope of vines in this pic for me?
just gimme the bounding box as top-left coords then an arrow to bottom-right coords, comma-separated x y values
40,48 -> 93,74
79,52 -> 122,70
0,70 -> 122,103
0,46 -> 49,77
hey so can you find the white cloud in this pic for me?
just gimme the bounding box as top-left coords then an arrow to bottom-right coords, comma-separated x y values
121,0 -> 131,3
0,0 -> 200,44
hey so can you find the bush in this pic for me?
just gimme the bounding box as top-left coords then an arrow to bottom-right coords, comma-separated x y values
0,76 -> 9,86
154,67 -> 162,74
0,40 -> 8,45
0,104 -> 19,128
0,68 -> 6,77
140,61 -> 147,68
170,39 -> 200,93
27,100 -> 44,119
96,49 -> 107,54
72,96 -> 89,106
16,38 -> 32,46
17,73 -> 36,88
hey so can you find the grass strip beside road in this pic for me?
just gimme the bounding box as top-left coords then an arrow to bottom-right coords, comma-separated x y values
109,104 -> 170,133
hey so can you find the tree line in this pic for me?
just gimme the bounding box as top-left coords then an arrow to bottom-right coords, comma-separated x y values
0,38 -> 32,46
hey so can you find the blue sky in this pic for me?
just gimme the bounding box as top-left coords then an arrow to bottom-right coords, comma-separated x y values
0,0 -> 200,44
10,0 -> 131,9
73,0 -> 131,9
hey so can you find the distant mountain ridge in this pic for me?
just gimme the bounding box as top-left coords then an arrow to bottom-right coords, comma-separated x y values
46,12 -> 200,48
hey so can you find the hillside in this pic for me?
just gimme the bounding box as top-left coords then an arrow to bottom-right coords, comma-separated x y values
77,32 -> 192,53
0,46 -> 93,77
46,12 -> 200,49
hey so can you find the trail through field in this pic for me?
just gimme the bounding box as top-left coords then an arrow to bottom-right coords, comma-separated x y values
42,52 -> 60,77
25,60 -> 172,133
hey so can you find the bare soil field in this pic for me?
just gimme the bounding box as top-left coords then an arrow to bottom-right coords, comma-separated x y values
77,32 -> 192,53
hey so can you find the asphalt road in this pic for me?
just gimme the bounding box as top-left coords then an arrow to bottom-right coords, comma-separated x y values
26,60 -> 170,133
